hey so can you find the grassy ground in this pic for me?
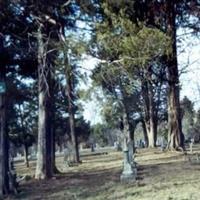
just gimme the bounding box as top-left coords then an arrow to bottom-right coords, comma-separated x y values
7,144 -> 200,200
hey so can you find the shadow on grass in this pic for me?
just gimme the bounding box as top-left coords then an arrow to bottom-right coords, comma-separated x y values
14,166 -> 121,200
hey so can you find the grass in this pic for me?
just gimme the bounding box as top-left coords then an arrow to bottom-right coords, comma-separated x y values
8,144 -> 200,200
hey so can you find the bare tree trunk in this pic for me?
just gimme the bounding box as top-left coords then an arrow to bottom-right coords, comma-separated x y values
148,78 -> 156,148
18,104 -> 30,168
35,25 -> 53,179
58,136 -> 63,152
141,119 -> 149,147
154,81 -> 163,147
59,28 -> 80,163
166,1 -> 184,150
141,76 -> 157,148
35,85 -> 47,179
24,145 -> 29,168
123,110 -> 133,144
0,65 -> 9,198
50,76 -> 59,174
119,82 -> 134,157
46,46 -> 58,174
121,96 -> 134,163
141,78 -> 150,148
122,111 -> 131,149
46,95 -> 53,177
129,122 -> 136,149
51,108 -> 58,173
65,64 -> 80,163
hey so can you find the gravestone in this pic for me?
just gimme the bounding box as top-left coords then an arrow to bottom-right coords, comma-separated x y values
63,148 -> 70,166
114,141 -> 122,151
63,147 -> 74,167
190,138 -> 194,153
63,140 -> 77,167
120,141 -> 136,183
160,137 -> 165,151
79,143 -> 84,151
139,139 -> 145,148
95,143 -> 100,150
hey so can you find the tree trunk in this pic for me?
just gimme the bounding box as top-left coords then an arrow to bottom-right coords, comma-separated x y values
58,136 -> 63,152
129,121 -> 138,153
141,76 -> 157,148
65,63 -> 80,163
35,85 -> 47,179
0,65 -> 9,198
121,103 -> 134,164
148,77 -> 157,148
51,109 -> 59,173
24,145 -> 29,168
122,111 -> 131,147
50,82 -> 60,174
47,50 -> 59,174
18,104 -> 30,168
59,28 -> 80,163
0,32 -> 9,197
35,25 -> 52,179
141,120 -> 149,147
166,1 -> 184,150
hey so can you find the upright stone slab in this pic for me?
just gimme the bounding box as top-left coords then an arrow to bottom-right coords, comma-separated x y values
120,144 -> 136,183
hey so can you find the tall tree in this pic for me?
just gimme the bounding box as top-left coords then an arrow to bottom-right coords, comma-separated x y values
166,1 -> 184,150
35,20 -> 57,178
65,64 -> 80,163
57,33 -> 85,163
26,0 -> 78,178
85,1 -> 171,149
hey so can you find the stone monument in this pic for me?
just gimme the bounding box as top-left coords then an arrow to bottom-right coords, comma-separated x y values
120,139 -> 137,183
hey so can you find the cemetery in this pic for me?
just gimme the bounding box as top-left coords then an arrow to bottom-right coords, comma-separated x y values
1,1 -> 200,200
12,144 -> 200,200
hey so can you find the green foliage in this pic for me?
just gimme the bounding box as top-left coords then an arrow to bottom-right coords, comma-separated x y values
7,75 -> 37,148
90,123 -> 109,146
94,7 -> 171,68
90,4 -> 171,105
75,116 -> 91,142
121,26 -> 171,67
89,7 -> 169,130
